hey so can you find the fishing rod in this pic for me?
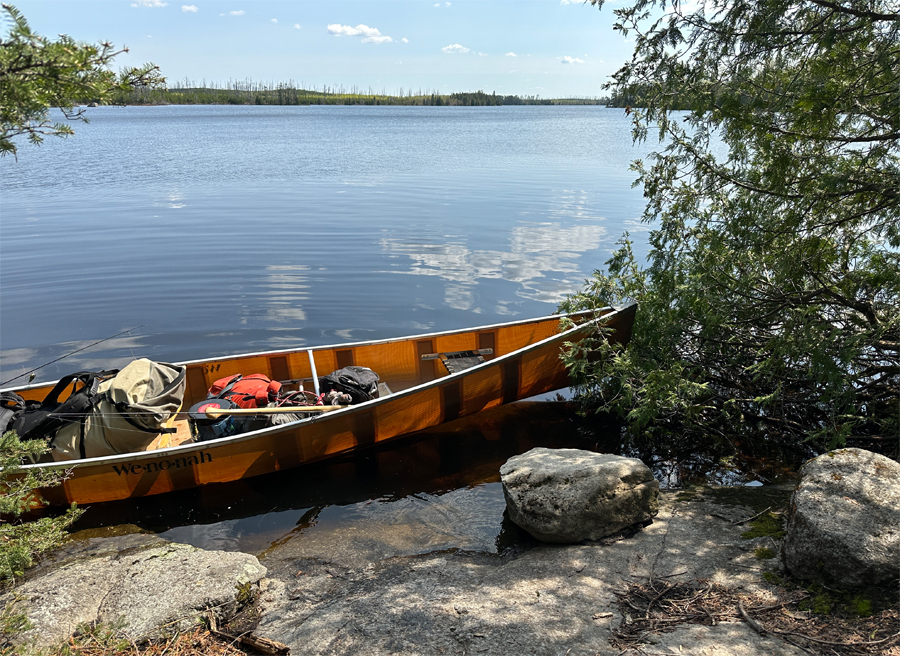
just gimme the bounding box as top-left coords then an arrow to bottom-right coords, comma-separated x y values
0,325 -> 145,387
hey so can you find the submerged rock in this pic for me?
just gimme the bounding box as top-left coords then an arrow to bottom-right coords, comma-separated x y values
782,448 -> 900,590
500,448 -> 659,543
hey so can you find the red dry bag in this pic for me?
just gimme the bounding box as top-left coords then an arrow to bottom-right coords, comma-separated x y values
207,373 -> 282,409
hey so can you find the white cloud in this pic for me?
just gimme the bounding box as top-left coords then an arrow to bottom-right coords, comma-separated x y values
181,4 -> 198,12
401,37 -> 409,43
271,18 -> 278,23
478,52 -> 488,56
560,55 -> 585,64
221,10 -> 244,16
328,23 -> 379,37
293,23 -> 302,30
328,24 -> 393,43
505,52 -> 517,57
132,0 -> 167,6
442,44 -> 470,54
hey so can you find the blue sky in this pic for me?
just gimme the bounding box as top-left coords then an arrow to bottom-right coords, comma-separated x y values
10,0 -> 633,98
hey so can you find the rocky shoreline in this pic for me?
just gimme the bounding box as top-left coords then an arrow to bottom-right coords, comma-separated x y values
3,451 -> 898,656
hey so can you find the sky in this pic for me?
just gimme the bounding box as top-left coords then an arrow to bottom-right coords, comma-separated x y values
9,0 -> 634,98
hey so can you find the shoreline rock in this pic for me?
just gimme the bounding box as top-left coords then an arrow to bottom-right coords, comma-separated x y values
1,533 -> 266,649
782,448 -> 900,590
500,448 -> 659,543
253,486 -> 805,655
7,482 -> 896,655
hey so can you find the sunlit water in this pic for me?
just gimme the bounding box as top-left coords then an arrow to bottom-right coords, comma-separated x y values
1,104 -> 651,385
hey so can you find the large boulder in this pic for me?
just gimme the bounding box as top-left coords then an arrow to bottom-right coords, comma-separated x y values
2,533 -> 267,648
500,448 -> 659,543
782,448 -> 900,590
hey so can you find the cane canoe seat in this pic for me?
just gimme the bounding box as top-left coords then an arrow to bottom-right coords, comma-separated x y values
420,348 -> 493,374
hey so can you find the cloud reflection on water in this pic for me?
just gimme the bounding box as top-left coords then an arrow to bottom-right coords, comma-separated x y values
258,264 -> 310,323
379,222 -> 606,308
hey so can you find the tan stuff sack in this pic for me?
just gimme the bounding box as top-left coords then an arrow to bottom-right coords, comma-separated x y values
51,358 -> 186,461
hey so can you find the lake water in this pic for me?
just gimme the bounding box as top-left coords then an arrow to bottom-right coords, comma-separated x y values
5,105 -> 787,557
1,104 -> 650,386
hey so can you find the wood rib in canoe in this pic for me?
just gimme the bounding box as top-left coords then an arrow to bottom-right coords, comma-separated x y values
7,305 -> 636,506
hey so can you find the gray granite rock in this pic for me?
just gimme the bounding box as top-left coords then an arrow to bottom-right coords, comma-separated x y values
2,533 -> 266,648
782,448 -> 900,590
500,448 -> 659,543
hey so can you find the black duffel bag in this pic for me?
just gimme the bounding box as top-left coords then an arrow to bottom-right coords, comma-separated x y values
0,370 -> 118,442
319,366 -> 379,404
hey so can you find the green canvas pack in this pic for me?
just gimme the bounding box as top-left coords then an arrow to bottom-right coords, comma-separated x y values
51,358 -> 186,461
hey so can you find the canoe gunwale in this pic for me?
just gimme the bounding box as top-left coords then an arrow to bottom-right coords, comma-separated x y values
12,306 -> 629,474
4,309 -> 607,397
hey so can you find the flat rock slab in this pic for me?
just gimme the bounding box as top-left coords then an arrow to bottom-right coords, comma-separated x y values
2,533 -> 266,648
256,488 -> 807,656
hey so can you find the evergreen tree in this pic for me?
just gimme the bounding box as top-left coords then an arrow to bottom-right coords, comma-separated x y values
562,0 -> 899,452
0,3 -> 162,156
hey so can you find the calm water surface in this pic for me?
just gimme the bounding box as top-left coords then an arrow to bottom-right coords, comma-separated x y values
5,105 -> 783,559
1,105 -> 650,385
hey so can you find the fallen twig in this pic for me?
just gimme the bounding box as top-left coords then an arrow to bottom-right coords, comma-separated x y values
771,628 -> 900,648
645,582 -> 672,619
732,506 -> 772,526
206,610 -> 290,655
748,594 -> 810,613
738,600 -> 767,636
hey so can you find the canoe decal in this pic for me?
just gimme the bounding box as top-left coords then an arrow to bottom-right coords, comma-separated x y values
110,451 -> 212,476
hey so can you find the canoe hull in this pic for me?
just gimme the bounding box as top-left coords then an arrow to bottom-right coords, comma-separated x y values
10,306 -> 636,506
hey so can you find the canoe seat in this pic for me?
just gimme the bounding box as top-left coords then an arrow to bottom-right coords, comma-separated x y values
421,348 -> 493,374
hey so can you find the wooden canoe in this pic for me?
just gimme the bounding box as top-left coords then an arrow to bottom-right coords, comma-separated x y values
6,305 -> 636,506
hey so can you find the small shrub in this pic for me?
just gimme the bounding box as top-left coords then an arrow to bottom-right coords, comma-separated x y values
0,431 -> 83,583
762,571 -> 783,585
800,592 -> 834,615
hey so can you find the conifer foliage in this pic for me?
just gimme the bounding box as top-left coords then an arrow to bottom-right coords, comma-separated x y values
561,0 -> 899,451
0,3 -> 162,156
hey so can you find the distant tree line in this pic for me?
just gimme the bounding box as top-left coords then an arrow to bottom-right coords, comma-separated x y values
107,79 -> 604,107
603,84 -> 691,110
